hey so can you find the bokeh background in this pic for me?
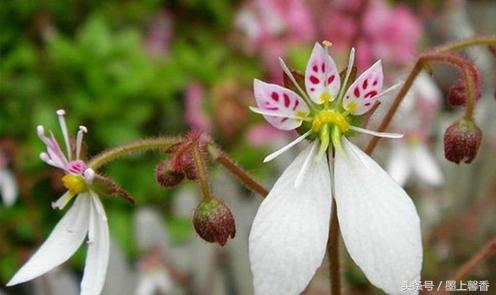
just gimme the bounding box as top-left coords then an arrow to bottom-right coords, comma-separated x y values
1,0 -> 496,294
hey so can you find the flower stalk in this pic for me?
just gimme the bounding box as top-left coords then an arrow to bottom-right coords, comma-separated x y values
191,142 -> 212,200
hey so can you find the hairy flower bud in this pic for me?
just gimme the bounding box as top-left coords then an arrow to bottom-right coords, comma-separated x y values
193,198 -> 236,246
444,119 -> 482,164
156,160 -> 185,188
447,69 -> 481,106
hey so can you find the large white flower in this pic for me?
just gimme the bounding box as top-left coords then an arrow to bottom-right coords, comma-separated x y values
0,149 -> 17,207
249,43 -> 422,295
7,110 -> 109,295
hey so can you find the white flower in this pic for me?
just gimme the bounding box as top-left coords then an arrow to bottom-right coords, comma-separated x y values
249,43 -> 422,294
0,149 -> 18,207
387,72 -> 444,187
7,110 -> 109,295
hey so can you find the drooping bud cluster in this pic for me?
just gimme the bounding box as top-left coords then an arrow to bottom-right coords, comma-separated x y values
447,68 -> 481,106
444,119 -> 482,164
155,131 -> 210,188
193,197 -> 236,246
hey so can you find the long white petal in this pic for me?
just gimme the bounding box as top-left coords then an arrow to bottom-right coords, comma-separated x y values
386,144 -> 412,186
334,138 -> 422,294
249,143 -> 332,295
80,192 -> 109,295
411,143 -> 444,186
7,195 -> 90,286
263,131 -> 311,163
349,126 -> 403,138
0,169 -> 17,207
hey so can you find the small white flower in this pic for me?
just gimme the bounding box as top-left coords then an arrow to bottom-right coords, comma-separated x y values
249,43 -> 422,294
7,110 -> 109,295
0,149 -> 18,207
387,72 -> 444,187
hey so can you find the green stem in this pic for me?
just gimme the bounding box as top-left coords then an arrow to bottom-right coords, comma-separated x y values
88,137 -> 181,170
434,35 -> 496,52
191,143 -> 212,200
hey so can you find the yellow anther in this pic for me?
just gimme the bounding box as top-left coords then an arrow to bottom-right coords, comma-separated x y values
312,110 -> 350,133
319,91 -> 332,104
344,102 -> 358,112
62,174 -> 87,194
322,40 -> 333,47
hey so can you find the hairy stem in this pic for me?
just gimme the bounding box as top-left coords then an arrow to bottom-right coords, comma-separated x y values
451,236 -> 496,282
327,199 -> 341,295
208,145 -> 269,198
365,52 -> 477,154
88,137 -> 181,170
434,35 -> 496,52
192,143 -> 212,200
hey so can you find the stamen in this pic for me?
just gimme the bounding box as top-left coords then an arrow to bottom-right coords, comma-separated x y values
316,124 -> 330,161
76,125 -> 88,160
56,109 -> 72,161
337,48 -> 356,102
349,126 -> 403,138
263,130 -> 311,163
295,141 -> 318,188
278,57 -> 316,111
249,107 -> 311,121
373,82 -> 402,100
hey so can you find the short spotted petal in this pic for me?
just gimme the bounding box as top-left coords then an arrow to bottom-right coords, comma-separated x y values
343,60 -> 384,115
305,43 -> 341,104
253,79 -> 309,130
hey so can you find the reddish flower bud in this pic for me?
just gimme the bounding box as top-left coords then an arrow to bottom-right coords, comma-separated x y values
193,198 -> 236,246
156,160 -> 185,188
447,69 -> 481,106
444,119 -> 482,164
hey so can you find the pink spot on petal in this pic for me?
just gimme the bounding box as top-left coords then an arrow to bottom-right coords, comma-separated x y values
321,63 -> 326,73
280,117 -> 288,123
266,106 -> 279,111
310,76 -> 320,84
283,94 -> 290,107
293,99 -> 299,110
271,92 -> 279,101
327,75 -> 335,85
354,87 -> 360,97
310,87 -> 315,92
364,91 -> 378,98
363,79 -> 368,89
364,102 -> 371,106
312,65 -> 318,72
373,80 -> 378,86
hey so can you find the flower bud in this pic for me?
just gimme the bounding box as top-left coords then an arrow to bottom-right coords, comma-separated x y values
447,70 -> 481,106
444,119 -> 482,164
156,160 -> 185,188
193,198 -> 236,246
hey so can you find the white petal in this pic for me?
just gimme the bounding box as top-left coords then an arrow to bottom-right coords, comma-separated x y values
249,143 -> 332,295
0,169 -> 17,207
334,138 -> 422,294
411,143 -> 444,186
7,195 -> 90,286
80,192 -> 110,295
386,144 -> 412,186
135,273 -> 157,295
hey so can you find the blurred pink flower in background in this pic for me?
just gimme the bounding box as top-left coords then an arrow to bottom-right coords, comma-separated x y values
323,0 -> 422,71
144,11 -> 173,57
235,0 -> 315,82
184,82 -> 211,132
